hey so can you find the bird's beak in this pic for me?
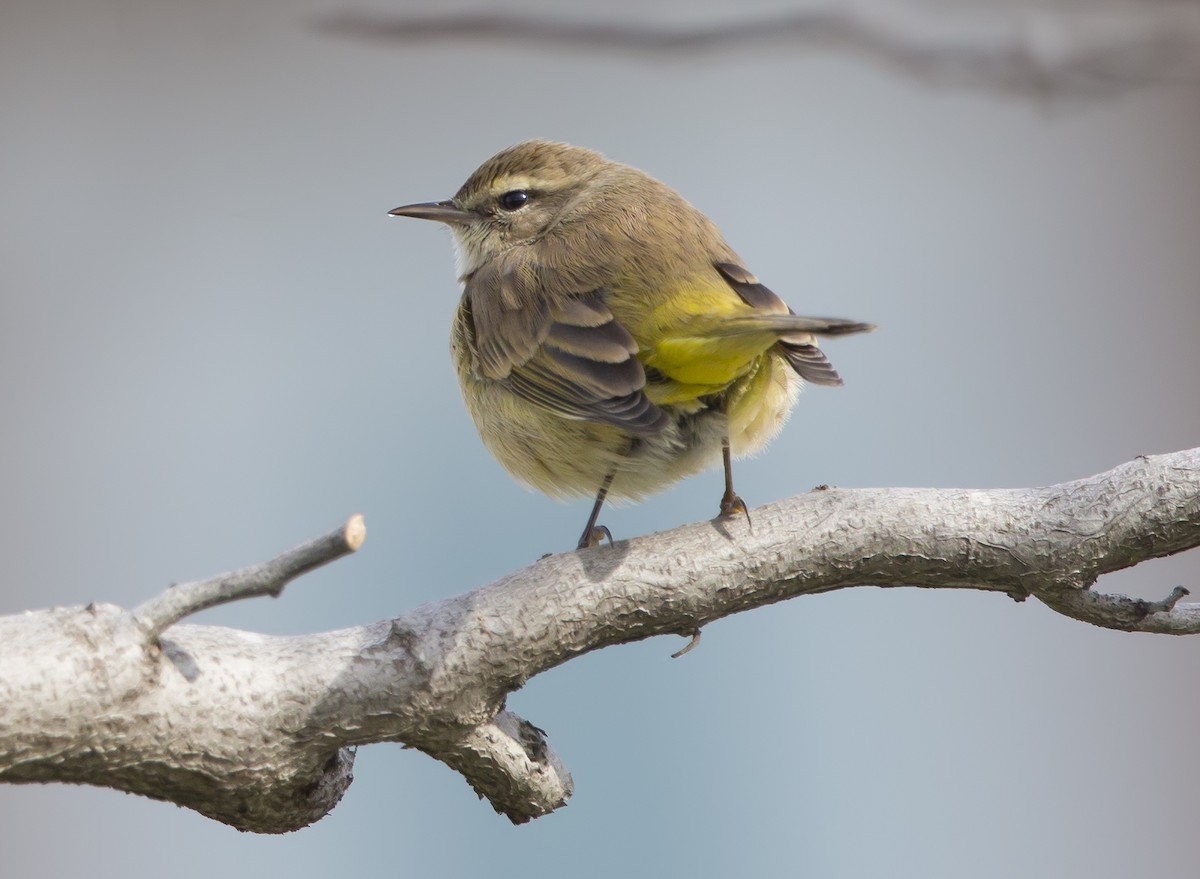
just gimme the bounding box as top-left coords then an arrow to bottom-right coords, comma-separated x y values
388,200 -> 476,225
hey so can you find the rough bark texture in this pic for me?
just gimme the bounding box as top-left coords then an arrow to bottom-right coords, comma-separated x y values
0,450 -> 1197,830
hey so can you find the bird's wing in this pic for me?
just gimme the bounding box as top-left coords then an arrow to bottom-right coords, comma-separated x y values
463,249 -> 668,435
714,261 -> 869,387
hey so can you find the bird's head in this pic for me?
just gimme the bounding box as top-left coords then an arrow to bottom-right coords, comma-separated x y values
389,140 -> 622,275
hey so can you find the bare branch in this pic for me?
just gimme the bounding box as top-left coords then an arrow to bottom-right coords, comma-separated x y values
1,450 -> 1197,830
671,629 -> 703,659
1036,584 -> 1199,633
316,3 -> 1200,98
131,514 -> 366,642
428,711 -> 573,817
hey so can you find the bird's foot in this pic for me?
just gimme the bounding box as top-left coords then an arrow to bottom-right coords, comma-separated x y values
719,492 -> 752,529
576,524 -> 613,550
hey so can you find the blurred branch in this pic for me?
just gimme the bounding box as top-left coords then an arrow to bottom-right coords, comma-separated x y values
1,449 -> 1198,831
316,3 -> 1200,98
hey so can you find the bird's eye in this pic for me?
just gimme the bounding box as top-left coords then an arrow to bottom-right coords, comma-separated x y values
498,190 -> 530,211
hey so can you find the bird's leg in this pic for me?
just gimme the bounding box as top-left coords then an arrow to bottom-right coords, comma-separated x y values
577,471 -> 616,549
718,437 -> 751,526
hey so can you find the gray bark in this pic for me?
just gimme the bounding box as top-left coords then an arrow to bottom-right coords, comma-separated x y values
1,449 -> 1197,830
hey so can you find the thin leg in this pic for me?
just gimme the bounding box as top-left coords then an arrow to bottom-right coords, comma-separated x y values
577,470 -> 616,550
718,437 -> 751,526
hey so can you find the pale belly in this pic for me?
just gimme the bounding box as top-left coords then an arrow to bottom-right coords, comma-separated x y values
455,346 -> 802,503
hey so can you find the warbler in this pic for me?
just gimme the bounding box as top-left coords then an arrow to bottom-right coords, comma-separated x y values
390,140 -> 874,549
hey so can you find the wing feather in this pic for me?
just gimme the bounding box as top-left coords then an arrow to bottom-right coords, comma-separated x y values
464,249 -> 668,435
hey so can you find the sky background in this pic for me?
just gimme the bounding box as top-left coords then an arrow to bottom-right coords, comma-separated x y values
2,1 -> 1199,877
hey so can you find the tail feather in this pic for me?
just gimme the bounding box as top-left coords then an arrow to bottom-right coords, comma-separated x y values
710,260 -> 874,385
705,314 -> 874,386
707,313 -> 877,340
780,341 -> 844,386
648,312 -> 874,390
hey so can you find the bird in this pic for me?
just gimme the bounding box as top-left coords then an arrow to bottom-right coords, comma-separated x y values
390,140 -> 874,549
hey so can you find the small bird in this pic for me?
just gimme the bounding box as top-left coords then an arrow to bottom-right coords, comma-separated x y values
391,141 -> 874,549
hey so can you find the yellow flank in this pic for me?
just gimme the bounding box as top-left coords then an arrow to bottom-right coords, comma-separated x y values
642,379 -> 722,407
632,280 -> 771,392
644,331 -> 767,388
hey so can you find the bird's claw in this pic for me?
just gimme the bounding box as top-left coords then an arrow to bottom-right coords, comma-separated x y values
577,524 -> 613,550
719,493 -> 752,529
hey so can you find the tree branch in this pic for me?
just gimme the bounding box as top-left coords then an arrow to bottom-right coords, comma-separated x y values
131,514 -> 366,642
316,3 -> 1200,99
1,449 -> 1197,830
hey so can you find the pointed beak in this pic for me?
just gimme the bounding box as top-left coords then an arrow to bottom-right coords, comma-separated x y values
388,200 -> 476,225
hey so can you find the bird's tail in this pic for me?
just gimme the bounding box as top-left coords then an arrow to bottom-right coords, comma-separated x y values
709,314 -> 877,339
705,314 -> 876,387
648,313 -> 875,390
